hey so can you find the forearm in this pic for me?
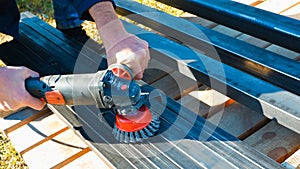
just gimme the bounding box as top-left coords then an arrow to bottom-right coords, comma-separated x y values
89,1 -> 131,50
88,1 -> 150,79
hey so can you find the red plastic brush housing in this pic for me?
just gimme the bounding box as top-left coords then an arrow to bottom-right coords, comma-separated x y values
115,105 -> 152,132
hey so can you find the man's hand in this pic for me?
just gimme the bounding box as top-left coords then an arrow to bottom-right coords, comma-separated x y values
89,1 -> 150,79
106,34 -> 149,79
0,66 -> 45,111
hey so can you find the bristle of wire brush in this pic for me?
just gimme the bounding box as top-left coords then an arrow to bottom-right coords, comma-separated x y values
112,116 -> 160,143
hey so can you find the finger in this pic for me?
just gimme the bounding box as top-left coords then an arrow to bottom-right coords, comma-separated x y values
23,86 -> 46,110
136,48 -> 149,70
21,66 -> 40,78
142,49 -> 150,70
134,71 -> 143,80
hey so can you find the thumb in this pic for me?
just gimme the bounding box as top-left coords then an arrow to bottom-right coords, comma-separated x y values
25,96 -> 46,110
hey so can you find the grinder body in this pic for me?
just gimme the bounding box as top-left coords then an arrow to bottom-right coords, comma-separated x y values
25,65 -> 141,113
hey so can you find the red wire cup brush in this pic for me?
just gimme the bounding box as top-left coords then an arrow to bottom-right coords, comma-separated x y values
113,105 -> 160,143
110,65 -> 160,143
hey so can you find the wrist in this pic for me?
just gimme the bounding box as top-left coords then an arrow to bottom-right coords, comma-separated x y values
98,20 -> 133,51
89,2 -> 131,50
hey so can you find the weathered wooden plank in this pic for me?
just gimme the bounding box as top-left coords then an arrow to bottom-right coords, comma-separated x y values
249,0 -> 266,6
206,102 -> 268,138
4,109 -> 51,134
233,0 -> 259,5
266,45 -> 300,60
151,71 -> 200,100
180,12 -> 217,28
143,58 -> 174,84
212,25 -> 242,38
178,86 -> 230,117
0,103 -> 109,167
4,112 -> 95,168
51,147 -> 91,169
177,91 -> 210,117
282,149 -> 300,169
22,130 -> 93,169
0,108 -> 51,134
62,151 -> 113,169
0,108 -> 25,119
6,113 -> 70,150
280,3 -> 300,20
18,24 -> 90,74
244,120 -> 300,163
255,0 -> 299,13
20,12 -> 107,74
0,39 -> 61,76
236,34 -> 271,48
21,12 -> 106,62
20,127 -> 69,155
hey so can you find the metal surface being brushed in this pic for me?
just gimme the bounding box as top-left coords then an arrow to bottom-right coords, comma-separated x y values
25,64 -> 160,143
